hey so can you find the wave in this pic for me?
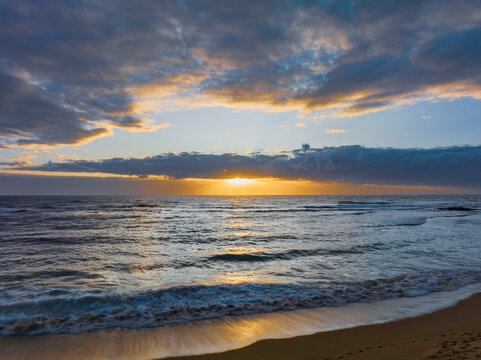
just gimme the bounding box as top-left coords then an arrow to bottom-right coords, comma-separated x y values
206,243 -> 389,263
338,201 -> 391,205
439,206 -> 475,212
247,207 -> 369,213
250,208 -> 331,213
394,217 -> 427,226
1,269 -> 480,335
376,216 -> 427,227
0,208 -> 26,213
0,269 -> 104,283
303,205 -> 334,209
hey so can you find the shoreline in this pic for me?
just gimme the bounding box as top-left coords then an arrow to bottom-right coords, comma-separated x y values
168,292 -> 481,360
1,284 -> 481,360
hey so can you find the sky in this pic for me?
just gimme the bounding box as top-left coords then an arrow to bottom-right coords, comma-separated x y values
0,0 -> 480,195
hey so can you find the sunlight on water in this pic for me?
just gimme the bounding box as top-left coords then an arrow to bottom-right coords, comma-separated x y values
208,246 -> 269,255
200,270 -> 282,285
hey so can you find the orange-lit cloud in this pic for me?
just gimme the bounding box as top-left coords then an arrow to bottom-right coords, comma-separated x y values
6,127 -> 113,150
106,118 -> 171,132
11,145 -> 481,190
0,168 -> 170,179
3,1 -> 481,150
197,178 -> 458,196
7,153 -> 36,167
325,129 -> 347,134
0,171 -> 465,196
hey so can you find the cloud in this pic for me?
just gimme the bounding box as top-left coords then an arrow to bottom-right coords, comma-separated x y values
16,145 -> 481,188
0,171 -> 461,195
295,123 -> 307,127
325,129 -> 347,134
0,71 -> 113,148
0,153 -> 36,167
421,115 -> 432,119
1,1 -> 481,147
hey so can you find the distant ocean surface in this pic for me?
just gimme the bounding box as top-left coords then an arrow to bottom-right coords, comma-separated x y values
0,195 -> 480,336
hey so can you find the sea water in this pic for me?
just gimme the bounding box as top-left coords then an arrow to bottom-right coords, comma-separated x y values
0,195 -> 480,336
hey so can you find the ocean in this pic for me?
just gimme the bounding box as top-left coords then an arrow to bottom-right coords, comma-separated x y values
0,195 -> 480,336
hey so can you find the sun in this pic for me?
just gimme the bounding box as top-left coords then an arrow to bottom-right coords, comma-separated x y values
225,178 -> 256,186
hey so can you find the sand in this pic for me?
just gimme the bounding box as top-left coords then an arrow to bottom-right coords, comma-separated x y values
168,293 -> 481,360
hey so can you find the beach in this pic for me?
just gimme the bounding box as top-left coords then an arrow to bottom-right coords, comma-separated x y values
2,0 -> 481,358
170,293 -> 481,360
1,286 -> 481,360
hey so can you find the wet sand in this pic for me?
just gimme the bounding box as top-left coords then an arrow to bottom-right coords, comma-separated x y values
168,293 -> 481,360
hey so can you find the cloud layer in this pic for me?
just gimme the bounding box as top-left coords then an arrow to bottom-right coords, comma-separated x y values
1,1 -> 481,147
19,145 -> 481,188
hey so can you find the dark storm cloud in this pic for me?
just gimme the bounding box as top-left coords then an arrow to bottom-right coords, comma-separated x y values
0,71 -> 110,146
21,145 -> 481,188
1,0 -> 481,146
412,28 -> 481,73
0,0 -> 183,146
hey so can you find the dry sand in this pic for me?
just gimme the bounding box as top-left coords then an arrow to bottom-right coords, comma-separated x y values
167,293 -> 481,360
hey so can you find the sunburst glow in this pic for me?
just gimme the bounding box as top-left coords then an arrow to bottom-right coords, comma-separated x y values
225,178 -> 256,186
